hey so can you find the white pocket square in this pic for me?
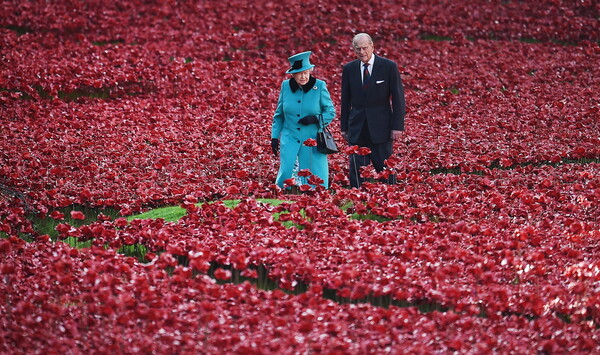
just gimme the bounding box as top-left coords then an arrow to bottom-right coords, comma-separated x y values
376,80 -> 384,84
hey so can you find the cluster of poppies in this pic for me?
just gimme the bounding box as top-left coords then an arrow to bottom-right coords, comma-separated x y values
1,0 -> 599,353
40,163 -> 598,322
2,236 -> 598,353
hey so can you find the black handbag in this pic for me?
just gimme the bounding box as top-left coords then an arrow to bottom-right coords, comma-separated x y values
316,114 -> 338,154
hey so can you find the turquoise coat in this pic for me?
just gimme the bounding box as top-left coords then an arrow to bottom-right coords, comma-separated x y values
271,76 -> 336,188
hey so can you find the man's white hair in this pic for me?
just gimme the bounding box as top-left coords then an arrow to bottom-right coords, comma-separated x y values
352,33 -> 373,47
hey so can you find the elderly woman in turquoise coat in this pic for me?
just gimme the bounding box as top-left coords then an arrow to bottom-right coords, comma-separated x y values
271,51 -> 336,189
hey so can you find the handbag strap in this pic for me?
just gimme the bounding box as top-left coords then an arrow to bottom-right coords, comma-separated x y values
318,114 -> 329,133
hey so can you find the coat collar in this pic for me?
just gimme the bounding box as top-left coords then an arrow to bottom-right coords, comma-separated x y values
357,54 -> 378,70
290,76 -> 317,93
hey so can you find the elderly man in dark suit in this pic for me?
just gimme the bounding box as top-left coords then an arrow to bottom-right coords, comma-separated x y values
340,33 -> 406,188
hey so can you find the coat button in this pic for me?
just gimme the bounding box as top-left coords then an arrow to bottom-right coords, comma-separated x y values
297,114 -> 300,117
297,128 -> 300,130
297,100 -> 301,103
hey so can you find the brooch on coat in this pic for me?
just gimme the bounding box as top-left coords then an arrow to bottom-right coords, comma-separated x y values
313,86 -> 317,90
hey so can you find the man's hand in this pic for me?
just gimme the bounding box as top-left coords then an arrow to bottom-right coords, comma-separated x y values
391,130 -> 403,140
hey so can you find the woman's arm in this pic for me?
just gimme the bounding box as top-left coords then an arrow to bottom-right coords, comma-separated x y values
319,80 -> 336,127
271,81 -> 286,139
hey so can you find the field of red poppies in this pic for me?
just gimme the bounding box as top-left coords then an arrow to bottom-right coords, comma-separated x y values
1,0 -> 599,353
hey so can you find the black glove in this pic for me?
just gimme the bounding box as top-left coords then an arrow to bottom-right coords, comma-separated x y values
271,138 -> 279,157
298,115 -> 319,125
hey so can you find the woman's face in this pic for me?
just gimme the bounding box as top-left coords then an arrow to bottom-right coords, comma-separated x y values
292,69 -> 311,86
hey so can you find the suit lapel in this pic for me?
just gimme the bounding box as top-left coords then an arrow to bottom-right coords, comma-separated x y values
371,55 -> 382,83
356,56 -> 380,91
353,60 -> 363,88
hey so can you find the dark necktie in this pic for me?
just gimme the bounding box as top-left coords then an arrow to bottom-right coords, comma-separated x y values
363,63 -> 370,89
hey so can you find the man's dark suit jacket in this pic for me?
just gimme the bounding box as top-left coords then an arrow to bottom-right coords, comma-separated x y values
340,54 -> 405,145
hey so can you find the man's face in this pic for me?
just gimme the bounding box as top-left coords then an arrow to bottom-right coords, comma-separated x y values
354,38 -> 373,64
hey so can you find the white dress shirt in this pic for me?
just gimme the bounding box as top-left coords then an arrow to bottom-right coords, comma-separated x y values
361,55 -> 375,83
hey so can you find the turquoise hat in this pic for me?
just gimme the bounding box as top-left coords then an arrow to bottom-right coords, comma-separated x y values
286,51 -> 315,74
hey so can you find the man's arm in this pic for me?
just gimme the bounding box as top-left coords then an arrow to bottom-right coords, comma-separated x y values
389,61 -> 405,132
